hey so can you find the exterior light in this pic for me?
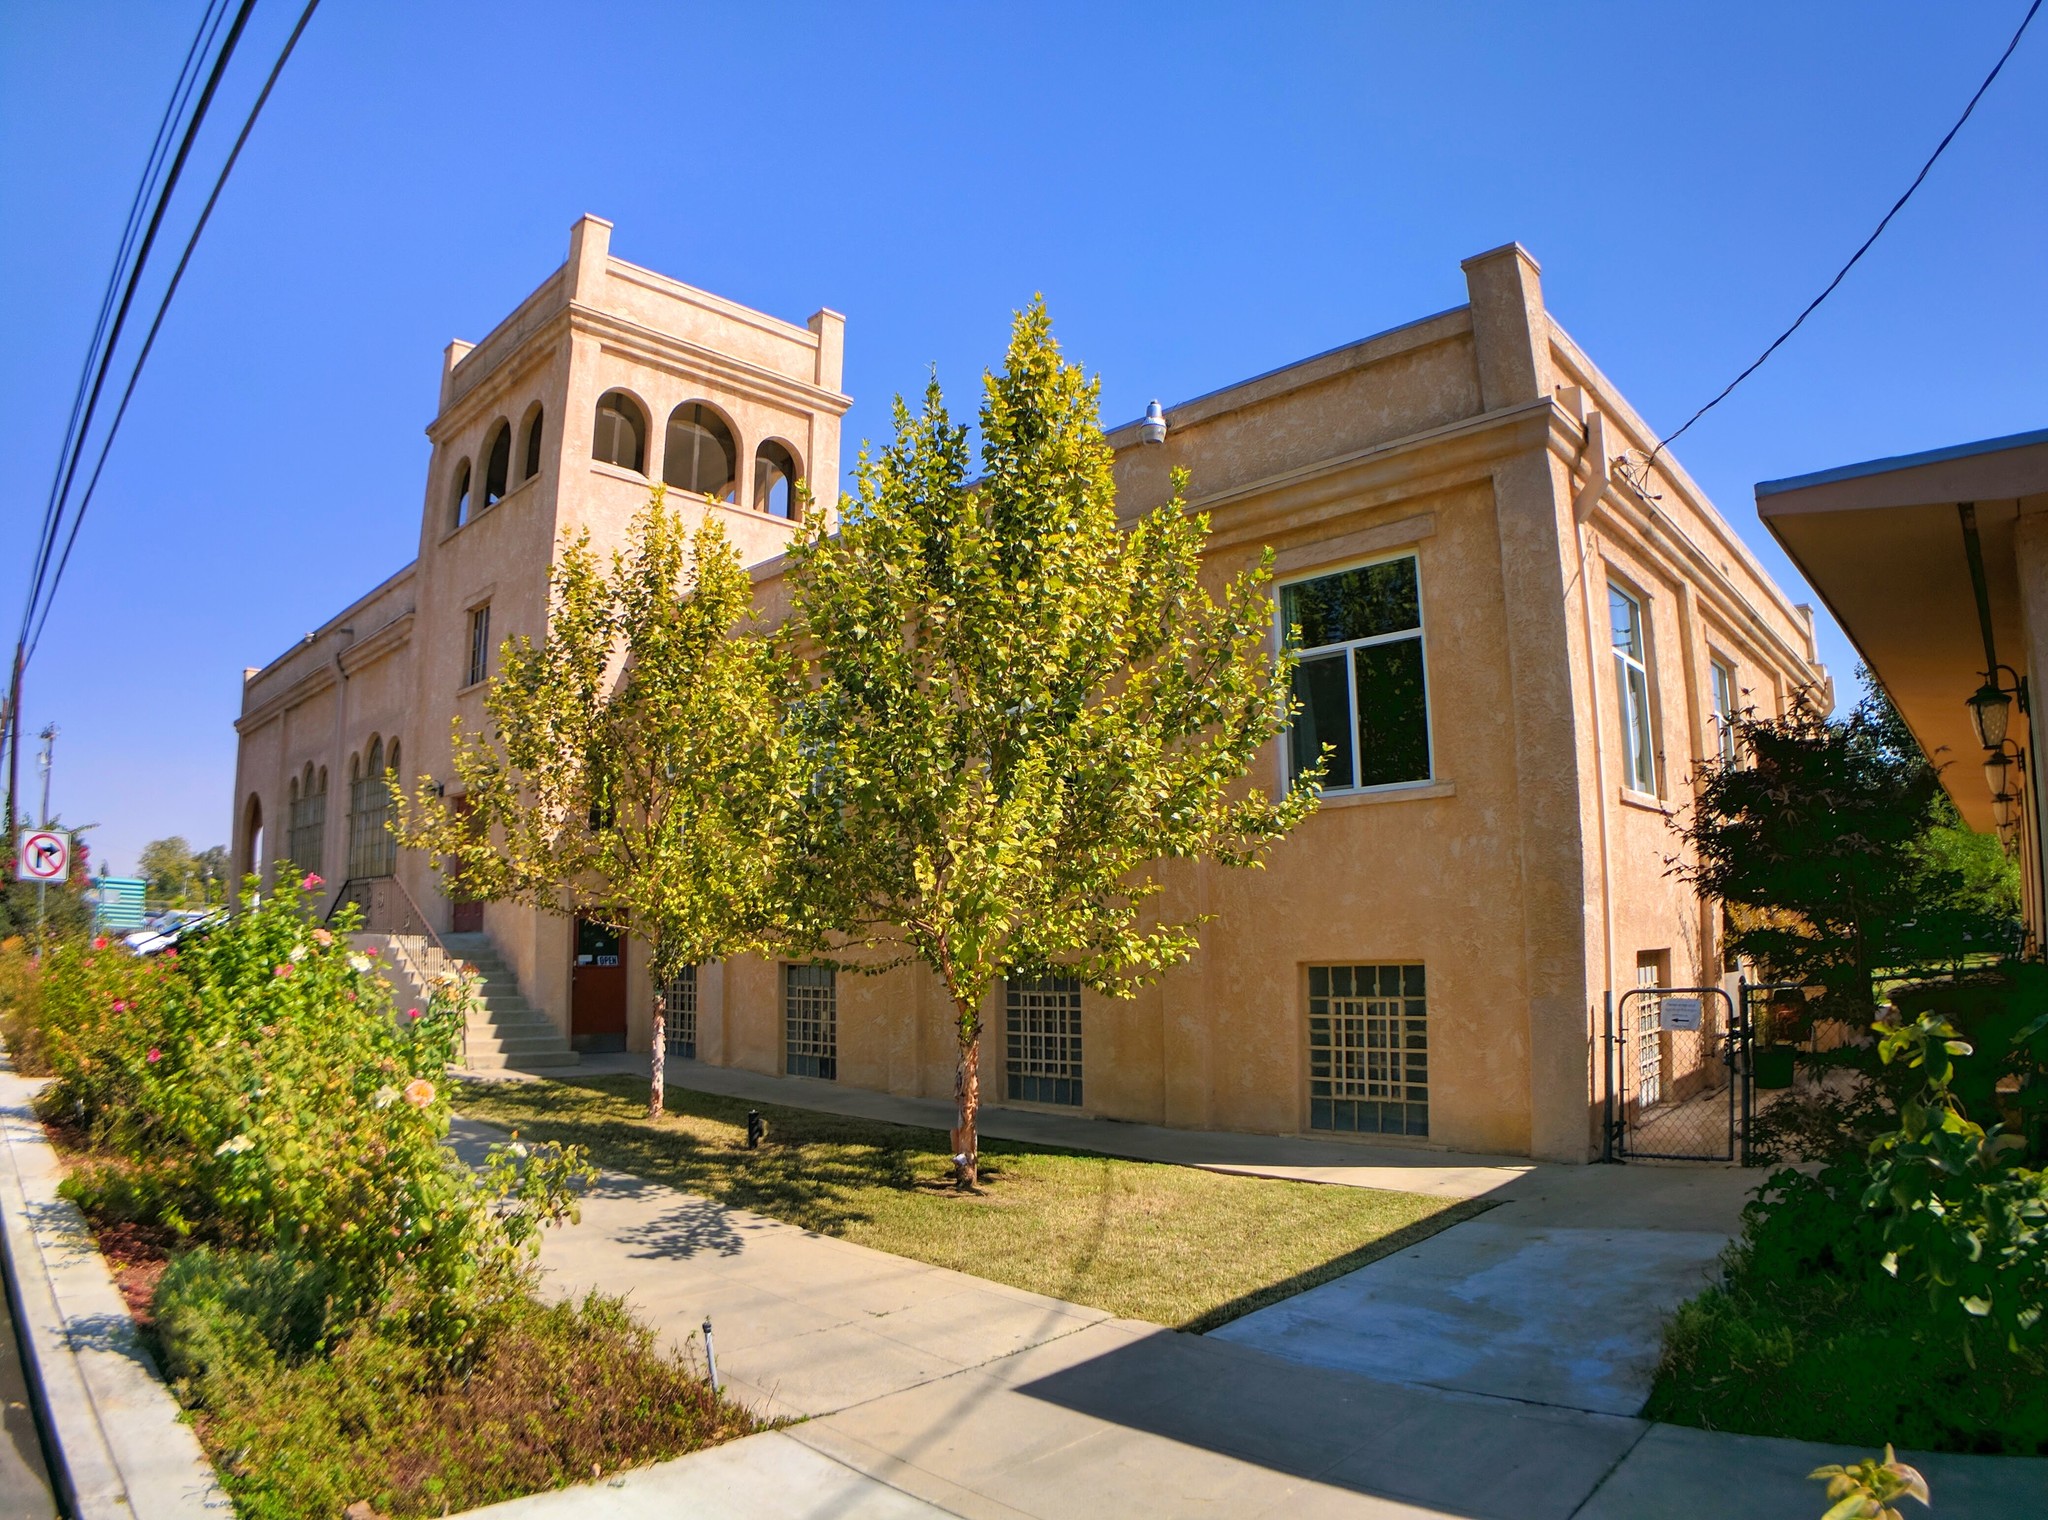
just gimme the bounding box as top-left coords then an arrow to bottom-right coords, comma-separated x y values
1969,681 -> 2012,749
1992,792 -> 2018,830
1984,749 -> 2013,799
1138,400 -> 1167,446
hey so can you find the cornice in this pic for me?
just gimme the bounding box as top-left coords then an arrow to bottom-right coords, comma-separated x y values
428,315 -> 569,443
339,610 -> 415,676
567,305 -> 852,419
236,662 -> 333,734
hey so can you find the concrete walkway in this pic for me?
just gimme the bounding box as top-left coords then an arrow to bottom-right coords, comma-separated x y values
453,1090 -> 2048,1520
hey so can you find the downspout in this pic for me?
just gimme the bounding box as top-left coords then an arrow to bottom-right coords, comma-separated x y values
1570,407 -> 1620,1138
328,626 -> 354,915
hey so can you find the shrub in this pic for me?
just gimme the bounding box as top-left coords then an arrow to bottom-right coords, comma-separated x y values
0,935 -> 51,1075
155,1246 -> 341,1385
29,879 -> 594,1360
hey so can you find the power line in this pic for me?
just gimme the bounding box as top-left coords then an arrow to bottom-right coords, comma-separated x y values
28,0 -> 324,661
1648,0 -> 2041,468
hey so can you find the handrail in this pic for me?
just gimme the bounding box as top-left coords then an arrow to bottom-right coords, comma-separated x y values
327,874 -> 471,1069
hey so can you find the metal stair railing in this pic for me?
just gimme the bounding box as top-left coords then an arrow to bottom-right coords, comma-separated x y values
327,874 -> 471,1069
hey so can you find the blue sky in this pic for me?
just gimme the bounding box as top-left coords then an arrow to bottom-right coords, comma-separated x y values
3,2 -> 2044,875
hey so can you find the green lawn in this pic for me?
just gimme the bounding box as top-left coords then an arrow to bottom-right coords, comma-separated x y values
456,1074 -> 1488,1332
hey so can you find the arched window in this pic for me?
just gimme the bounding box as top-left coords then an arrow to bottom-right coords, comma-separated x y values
451,459 -> 472,529
593,392 -> 647,472
288,761 -> 326,879
347,738 -> 397,879
753,440 -> 800,519
483,422 -> 511,507
663,403 -> 736,501
521,406 -> 545,480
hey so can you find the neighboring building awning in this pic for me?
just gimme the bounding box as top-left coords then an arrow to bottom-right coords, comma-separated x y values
1756,427 -> 2048,835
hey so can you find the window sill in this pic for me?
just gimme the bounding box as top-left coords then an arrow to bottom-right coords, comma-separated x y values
439,473 -> 538,544
1618,787 -> 1669,814
457,678 -> 488,698
1315,780 -> 1455,810
589,460 -> 650,486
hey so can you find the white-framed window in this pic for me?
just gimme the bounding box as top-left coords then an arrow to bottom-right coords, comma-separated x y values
1307,963 -> 1428,1136
1709,657 -> 1738,764
1608,582 -> 1656,794
467,603 -> 491,688
1281,554 -> 1432,793
662,965 -> 697,1059
1006,975 -> 1082,1106
784,964 -> 836,1080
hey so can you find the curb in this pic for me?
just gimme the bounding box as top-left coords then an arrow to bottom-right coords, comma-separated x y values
0,1068 -> 228,1519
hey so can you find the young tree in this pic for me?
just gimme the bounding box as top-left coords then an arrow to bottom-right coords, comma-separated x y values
785,301 -> 1317,1187
1673,676 -> 2022,1028
397,491 -> 789,1118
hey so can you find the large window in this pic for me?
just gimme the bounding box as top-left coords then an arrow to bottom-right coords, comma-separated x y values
662,965 -> 698,1060
753,440 -> 799,519
1709,657 -> 1738,764
664,403 -> 736,501
347,738 -> 397,879
593,392 -> 647,473
784,964 -> 836,1080
1609,583 -> 1656,794
1006,975 -> 1082,1106
1307,963 -> 1428,1136
467,603 -> 491,688
287,763 -> 326,878
1282,556 -> 1431,792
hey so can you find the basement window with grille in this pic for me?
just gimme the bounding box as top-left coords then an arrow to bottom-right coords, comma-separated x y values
1006,974 -> 1082,1106
1307,963 -> 1428,1136
784,964 -> 836,1080
663,965 -> 698,1059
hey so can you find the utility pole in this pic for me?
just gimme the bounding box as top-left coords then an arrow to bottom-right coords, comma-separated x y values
35,724 -> 56,941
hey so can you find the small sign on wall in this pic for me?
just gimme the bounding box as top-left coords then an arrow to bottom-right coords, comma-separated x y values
1662,996 -> 1703,1032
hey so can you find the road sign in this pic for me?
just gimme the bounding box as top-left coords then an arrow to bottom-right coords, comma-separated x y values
17,830 -> 68,883
1662,995 -> 1703,1032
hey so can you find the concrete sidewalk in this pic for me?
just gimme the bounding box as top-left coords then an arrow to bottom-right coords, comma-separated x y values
456,1106 -> 2048,1519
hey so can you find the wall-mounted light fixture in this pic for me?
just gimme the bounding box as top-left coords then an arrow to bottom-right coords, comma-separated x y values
1138,400 -> 1168,446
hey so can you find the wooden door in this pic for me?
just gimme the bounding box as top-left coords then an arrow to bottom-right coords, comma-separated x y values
448,797 -> 483,933
571,917 -> 627,1051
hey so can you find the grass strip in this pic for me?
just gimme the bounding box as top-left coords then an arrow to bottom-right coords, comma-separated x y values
457,1073 -> 1490,1332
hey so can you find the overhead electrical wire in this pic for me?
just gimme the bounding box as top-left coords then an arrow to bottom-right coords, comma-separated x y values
27,0 -> 325,661
1647,0 -> 2041,469
6,0 -> 318,828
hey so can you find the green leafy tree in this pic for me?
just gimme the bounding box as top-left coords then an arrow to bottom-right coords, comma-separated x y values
785,300 -> 1316,1187
398,491 -> 789,1118
1673,678 -> 2021,1031
139,835 -> 197,905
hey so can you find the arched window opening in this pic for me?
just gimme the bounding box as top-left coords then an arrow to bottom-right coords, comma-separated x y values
240,795 -> 264,880
753,440 -> 800,519
663,403 -> 736,502
521,407 -> 545,480
483,423 -> 511,507
451,459 -> 472,529
288,761 -> 326,879
348,737 -> 397,879
593,392 -> 647,472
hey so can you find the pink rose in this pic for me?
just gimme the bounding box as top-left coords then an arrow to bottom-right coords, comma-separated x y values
92,937 -> 108,951
111,1001 -> 128,1014
301,874 -> 323,890
146,1048 -> 161,1064
274,963 -> 294,978
406,1007 -> 421,1021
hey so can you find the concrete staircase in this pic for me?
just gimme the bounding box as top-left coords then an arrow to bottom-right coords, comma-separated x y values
438,932 -> 581,1073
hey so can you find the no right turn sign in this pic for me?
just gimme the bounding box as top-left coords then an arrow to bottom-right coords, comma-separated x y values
16,831 -> 68,883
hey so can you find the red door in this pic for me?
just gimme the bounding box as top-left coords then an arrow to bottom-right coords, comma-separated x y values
571,917 -> 627,1052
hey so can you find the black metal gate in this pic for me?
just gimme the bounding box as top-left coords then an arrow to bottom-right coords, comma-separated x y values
1603,985 -> 1751,1163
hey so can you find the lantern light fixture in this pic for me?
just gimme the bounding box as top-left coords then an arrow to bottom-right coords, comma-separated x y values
1969,680 -> 2013,750
1985,748 -> 2014,800
1992,792 -> 2018,830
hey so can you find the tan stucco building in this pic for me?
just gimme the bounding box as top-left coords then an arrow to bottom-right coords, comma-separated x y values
232,216 -> 1823,1162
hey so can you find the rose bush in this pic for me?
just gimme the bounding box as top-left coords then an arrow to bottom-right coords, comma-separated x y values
29,880 -> 592,1359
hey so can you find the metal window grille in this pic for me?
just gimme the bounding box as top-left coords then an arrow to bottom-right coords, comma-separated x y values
1006,975 -> 1082,1106
287,789 -> 325,878
1307,963 -> 1428,1136
1635,966 -> 1664,1108
662,965 -> 698,1059
784,964 -> 836,1080
347,755 -> 395,879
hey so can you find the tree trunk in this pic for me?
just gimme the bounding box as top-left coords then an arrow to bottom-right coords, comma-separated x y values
950,1006 -> 982,1189
650,986 -> 667,1120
